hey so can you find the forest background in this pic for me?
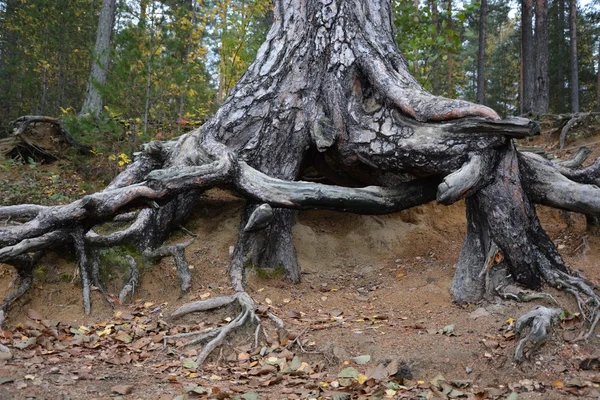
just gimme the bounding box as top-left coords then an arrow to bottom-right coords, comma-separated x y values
0,0 -> 599,150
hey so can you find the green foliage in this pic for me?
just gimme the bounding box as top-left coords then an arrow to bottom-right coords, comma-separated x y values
393,0 -> 478,97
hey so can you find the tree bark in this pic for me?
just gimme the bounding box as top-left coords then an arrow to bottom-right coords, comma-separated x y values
569,0 -> 579,112
476,0 -> 487,105
80,0 -> 117,118
521,0 -> 534,114
533,0 -> 549,114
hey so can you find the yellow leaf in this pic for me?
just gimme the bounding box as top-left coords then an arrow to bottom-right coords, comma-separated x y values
554,380 -> 564,389
356,374 -> 368,384
505,317 -> 516,325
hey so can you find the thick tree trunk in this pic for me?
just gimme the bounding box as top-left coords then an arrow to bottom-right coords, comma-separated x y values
476,0 -> 487,105
533,0 -> 549,114
80,0 -> 117,118
569,0 -> 579,112
521,0 -> 534,114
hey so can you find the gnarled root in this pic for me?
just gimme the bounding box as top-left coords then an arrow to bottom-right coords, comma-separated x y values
143,240 -> 194,293
168,291 -> 268,365
514,306 -> 561,362
119,255 -> 139,304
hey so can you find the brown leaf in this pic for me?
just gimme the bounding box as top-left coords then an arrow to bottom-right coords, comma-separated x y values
27,309 -> 44,321
111,384 -> 134,395
286,310 -> 301,319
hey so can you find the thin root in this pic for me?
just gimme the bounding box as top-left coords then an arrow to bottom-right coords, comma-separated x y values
169,292 -> 270,365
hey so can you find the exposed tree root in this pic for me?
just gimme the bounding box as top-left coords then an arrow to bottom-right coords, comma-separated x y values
514,306 -> 561,362
119,255 -> 139,304
1,115 -> 91,160
169,291 -> 263,365
143,240 -> 194,293
559,113 -> 589,149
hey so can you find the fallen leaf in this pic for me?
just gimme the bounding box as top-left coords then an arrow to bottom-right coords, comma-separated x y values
114,331 -> 132,344
351,355 -> 371,365
338,367 -> 359,378
356,374 -> 368,384
182,359 -> 199,369
554,380 -> 564,389
184,385 -> 209,395
27,309 -> 44,321
111,385 -> 134,395
439,324 -> 456,336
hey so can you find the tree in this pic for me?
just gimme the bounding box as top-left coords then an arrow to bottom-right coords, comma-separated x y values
80,0 -> 117,118
3,0 -> 600,364
533,0 -> 549,113
476,0 -> 487,104
521,0 -> 534,114
570,0 -> 580,112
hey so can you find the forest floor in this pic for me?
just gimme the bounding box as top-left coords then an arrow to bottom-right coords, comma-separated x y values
1,123 -> 600,399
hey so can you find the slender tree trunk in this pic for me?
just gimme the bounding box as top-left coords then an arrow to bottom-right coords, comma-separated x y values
431,0 -> 438,27
557,0 -> 566,113
521,0 -> 534,114
569,0 -> 579,112
597,38 -> 600,112
80,0 -> 117,118
413,0 -> 419,74
533,0 -> 549,114
447,0 -> 454,97
476,0 -> 487,105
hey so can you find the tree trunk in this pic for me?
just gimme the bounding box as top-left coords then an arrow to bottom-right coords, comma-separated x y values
533,0 -> 549,114
413,0 -> 419,74
569,0 -> 579,112
476,0 -> 487,105
557,0 -> 567,113
521,0 -> 534,114
597,38 -> 600,112
447,0 -> 454,97
80,0 -> 117,118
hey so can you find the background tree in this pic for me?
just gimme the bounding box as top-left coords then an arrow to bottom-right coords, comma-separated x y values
80,0 -> 117,118
533,0 -> 549,113
570,0 -> 580,112
521,0 -> 534,114
476,0 -> 487,104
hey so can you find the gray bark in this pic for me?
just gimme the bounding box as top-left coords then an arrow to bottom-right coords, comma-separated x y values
80,0 -> 117,118
521,0 -> 534,114
569,0 -> 579,112
533,0 -> 549,114
476,0 -> 487,104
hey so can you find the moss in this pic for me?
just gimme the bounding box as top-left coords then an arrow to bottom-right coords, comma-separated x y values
248,263 -> 286,279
